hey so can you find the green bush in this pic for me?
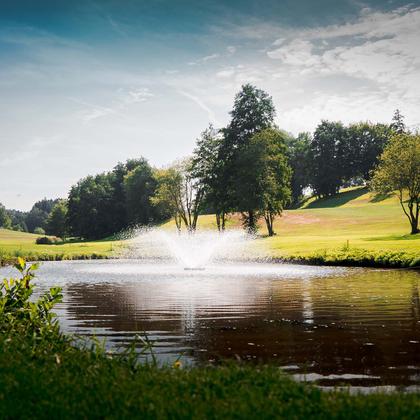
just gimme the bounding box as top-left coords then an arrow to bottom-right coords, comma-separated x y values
35,236 -> 61,245
0,257 -> 62,339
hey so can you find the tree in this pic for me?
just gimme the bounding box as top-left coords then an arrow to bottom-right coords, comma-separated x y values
24,198 -> 59,233
152,168 -> 184,231
123,159 -> 158,226
310,121 -> 347,198
236,128 -> 292,235
46,200 -> 68,238
286,132 -> 311,206
223,84 -> 276,148
110,159 -> 150,232
221,84 -> 276,229
190,125 -> 230,231
67,174 -> 115,239
152,160 -> 204,233
345,122 -> 391,182
371,133 -> 420,234
391,109 -> 406,134
0,203 -> 12,229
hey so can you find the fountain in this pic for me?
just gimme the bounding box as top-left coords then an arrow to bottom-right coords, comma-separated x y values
122,228 -> 252,269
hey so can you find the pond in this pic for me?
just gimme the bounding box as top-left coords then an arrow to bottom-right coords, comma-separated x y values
1,259 -> 419,391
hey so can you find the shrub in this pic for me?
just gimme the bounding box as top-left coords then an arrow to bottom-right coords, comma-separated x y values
34,227 -> 46,235
35,236 -> 62,245
0,258 -> 62,338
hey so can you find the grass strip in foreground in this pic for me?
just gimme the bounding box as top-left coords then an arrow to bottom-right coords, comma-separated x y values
1,334 -> 420,419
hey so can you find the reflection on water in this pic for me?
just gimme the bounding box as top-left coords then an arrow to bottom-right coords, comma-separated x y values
1,260 -> 419,390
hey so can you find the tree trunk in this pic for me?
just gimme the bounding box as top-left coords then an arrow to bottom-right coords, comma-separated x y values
221,211 -> 226,231
246,210 -> 257,234
215,213 -> 221,232
398,192 -> 419,235
264,212 -> 275,236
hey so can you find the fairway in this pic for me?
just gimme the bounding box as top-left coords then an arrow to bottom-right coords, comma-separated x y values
1,187 -> 419,266
164,187 -> 419,260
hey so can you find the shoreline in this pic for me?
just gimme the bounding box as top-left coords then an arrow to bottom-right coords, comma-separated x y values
1,248 -> 418,269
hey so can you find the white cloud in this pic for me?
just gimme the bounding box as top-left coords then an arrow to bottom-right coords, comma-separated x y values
178,90 -> 220,125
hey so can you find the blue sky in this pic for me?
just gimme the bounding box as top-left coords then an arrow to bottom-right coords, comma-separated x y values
1,0 -> 420,210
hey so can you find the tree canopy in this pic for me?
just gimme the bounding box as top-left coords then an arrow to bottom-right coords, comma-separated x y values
371,132 -> 420,234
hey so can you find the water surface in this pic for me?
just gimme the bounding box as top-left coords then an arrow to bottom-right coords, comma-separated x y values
2,260 -> 419,390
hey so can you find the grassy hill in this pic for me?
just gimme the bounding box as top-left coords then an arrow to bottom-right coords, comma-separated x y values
163,187 -> 419,265
1,187 -> 419,267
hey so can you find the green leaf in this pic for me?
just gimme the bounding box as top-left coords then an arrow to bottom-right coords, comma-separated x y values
14,257 -> 26,272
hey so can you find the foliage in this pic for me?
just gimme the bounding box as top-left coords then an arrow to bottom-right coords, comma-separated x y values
67,173 -> 116,239
66,158 -> 167,239
0,258 -> 62,338
371,132 -> 420,234
46,199 -> 68,238
34,227 -> 46,235
391,108 -> 406,134
345,122 -> 391,181
123,159 -> 159,226
236,128 -> 292,235
25,198 -> 59,233
222,83 -> 276,148
309,120 -> 348,198
191,124 -> 231,230
0,203 -> 12,229
285,132 -> 312,206
152,160 -> 204,232
36,236 -> 61,245
221,84 -> 277,231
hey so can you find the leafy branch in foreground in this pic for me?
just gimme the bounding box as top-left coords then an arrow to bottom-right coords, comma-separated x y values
0,257 -> 63,338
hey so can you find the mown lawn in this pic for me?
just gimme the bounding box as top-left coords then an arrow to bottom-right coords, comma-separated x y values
1,187 -> 419,266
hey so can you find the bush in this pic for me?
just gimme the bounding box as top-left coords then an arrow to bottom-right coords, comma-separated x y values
35,236 -> 62,245
0,258 -> 62,338
34,227 -> 46,235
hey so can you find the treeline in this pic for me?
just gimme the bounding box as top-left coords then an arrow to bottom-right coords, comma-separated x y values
0,199 -> 63,235
0,84 -> 406,239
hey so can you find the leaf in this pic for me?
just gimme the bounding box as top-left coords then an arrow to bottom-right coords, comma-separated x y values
14,257 -> 26,272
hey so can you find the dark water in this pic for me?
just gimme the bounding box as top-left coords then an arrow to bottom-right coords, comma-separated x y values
2,260 -> 420,390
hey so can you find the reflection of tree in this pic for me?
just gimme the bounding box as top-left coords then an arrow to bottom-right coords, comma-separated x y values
60,270 -> 420,386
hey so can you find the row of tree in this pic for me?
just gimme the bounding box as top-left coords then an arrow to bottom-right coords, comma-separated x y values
1,85 -> 414,238
0,198 -> 63,235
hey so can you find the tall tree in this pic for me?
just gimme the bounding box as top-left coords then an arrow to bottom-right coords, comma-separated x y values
46,200 -> 68,238
221,84 -> 276,229
286,132 -> 311,206
190,125 -> 230,231
310,121 -> 347,198
110,159 -> 148,232
67,174 -> 115,239
123,159 -> 158,226
371,132 -> 420,234
346,122 -> 391,182
391,109 -> 406,134
236,128 -> 291,235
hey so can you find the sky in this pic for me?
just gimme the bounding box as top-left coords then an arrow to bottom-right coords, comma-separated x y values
1,0 -> 420,210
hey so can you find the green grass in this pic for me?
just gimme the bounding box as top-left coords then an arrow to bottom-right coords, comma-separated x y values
1,332 -> 420,419
0,229 -> 123,265
1,187 -> 419,267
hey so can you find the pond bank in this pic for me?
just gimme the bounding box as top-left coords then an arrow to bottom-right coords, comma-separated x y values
1,248 -> 418,268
